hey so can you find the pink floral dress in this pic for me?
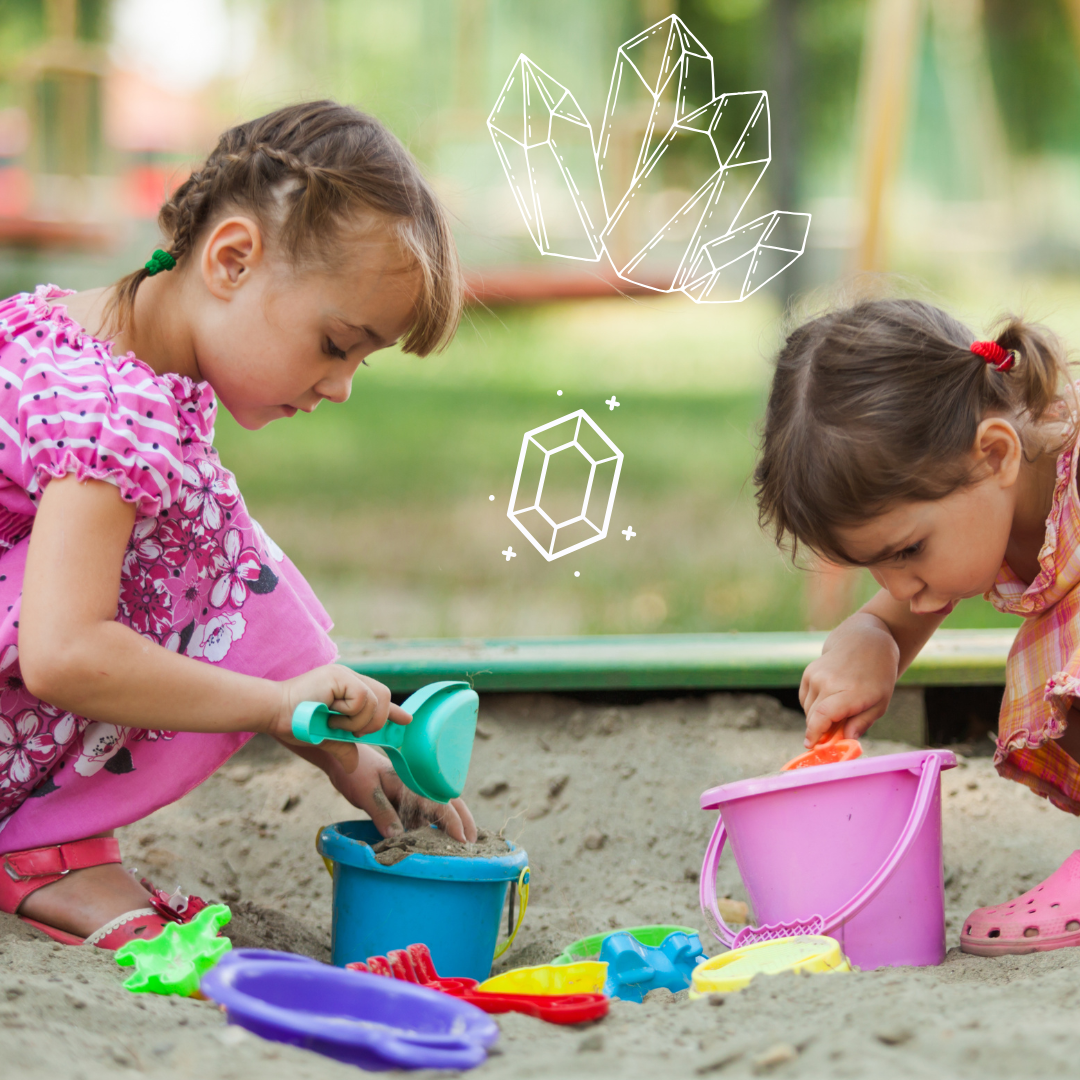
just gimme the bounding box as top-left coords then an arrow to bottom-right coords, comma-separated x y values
0,286 -> 337,851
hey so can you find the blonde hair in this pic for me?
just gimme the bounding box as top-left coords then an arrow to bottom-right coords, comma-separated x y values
754,297 -> 1074,562
105,100 -> 463,355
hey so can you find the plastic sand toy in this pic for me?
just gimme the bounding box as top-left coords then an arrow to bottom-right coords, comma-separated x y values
599,930 -> 704,1002
292,681 -> 477,802
551,924 -> 698,965
200,951 -> 498,1071
689,935 -> 852,997
215,947 -> 316,970
699,749 -> 956,970
347,943 -> 609,1025
318,819 -> 529,979
477,959 -> 607,996
782,722 -> 862,771
115,904 -> 232,996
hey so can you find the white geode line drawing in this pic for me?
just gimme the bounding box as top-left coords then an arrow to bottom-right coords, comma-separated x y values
488,54 -> 608,262
507,410 -> 623,562
487,14 -> 811,303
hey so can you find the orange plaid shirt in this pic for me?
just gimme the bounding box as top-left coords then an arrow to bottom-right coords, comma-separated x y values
991,442 -> 1080,812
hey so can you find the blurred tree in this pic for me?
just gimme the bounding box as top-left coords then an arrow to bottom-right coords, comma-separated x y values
984,0 -> 1080,156
0,0 -> 44,106
21,0 -> 106,179
678,0 -> 866,205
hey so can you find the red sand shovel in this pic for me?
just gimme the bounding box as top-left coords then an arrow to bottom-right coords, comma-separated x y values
347,943 -> 610,1025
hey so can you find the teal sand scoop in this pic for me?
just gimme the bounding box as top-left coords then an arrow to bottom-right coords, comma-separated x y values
291,681 -> 478,803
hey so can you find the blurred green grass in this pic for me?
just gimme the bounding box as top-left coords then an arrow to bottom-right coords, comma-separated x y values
213,294 -> 1023,639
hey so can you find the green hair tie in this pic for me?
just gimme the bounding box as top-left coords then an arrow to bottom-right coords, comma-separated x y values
144,249 -> 176,276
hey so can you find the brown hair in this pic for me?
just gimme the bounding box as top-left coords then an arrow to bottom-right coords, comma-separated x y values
105,100 -> 463,355
754,297 -> 1074,563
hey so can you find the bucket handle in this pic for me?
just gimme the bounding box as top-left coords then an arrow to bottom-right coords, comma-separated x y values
699,753 -> 945,949
492,867 -> 530,959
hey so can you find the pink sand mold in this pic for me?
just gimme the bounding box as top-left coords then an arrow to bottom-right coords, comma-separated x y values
699,749 -> 956,970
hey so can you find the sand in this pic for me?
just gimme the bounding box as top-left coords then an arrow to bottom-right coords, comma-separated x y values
3,690 -> 1080,1079
371,826 -> 510,866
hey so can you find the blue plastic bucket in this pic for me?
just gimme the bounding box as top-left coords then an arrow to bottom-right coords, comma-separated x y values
319,820 -> 529,981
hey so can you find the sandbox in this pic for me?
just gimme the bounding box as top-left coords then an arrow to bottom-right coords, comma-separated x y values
2,691 -> 1079,1079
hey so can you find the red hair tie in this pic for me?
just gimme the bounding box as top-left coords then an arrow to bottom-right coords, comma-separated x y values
971,340 -> 1014,372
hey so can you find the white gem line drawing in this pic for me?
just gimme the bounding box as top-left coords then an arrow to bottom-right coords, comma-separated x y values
487,14 -> 811,304
507,409 -> 624,562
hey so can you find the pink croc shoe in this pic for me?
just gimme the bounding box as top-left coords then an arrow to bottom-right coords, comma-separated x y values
961,851 -> 1080,956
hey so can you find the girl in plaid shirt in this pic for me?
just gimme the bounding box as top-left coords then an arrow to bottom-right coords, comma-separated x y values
756,296 -> 1080,956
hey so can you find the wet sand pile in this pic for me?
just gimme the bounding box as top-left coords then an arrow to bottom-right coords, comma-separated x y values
371,825 -> 510,866
3,691 -> 1080,1078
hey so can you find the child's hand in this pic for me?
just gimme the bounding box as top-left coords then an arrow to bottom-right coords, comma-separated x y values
333,744 -> 478,843
800,621 -> 900,748
270,663 -> 410,769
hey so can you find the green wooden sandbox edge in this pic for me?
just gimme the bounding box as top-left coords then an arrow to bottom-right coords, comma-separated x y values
337,629 -> 1015,693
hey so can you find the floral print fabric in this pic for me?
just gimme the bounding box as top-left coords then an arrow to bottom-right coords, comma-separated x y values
0,286 -> 338,843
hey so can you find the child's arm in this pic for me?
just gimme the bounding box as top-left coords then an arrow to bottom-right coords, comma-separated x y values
800,588 -> 949,747
19,475 -> 404,768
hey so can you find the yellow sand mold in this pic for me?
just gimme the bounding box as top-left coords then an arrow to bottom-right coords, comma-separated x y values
690,935 -> 851,998
478,961 -> 607,996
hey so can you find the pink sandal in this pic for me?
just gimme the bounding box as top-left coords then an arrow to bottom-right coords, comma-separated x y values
960,850 -> 1080,956
1,838 -> 207,949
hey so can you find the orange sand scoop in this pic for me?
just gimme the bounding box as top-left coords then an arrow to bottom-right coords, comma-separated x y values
782,723 -> 862,771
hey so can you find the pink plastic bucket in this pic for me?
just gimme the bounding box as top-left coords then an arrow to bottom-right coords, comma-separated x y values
699,749 -> 956,970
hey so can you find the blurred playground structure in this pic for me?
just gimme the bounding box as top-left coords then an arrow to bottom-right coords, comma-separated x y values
0,0 -> 1079,637
3,0 -> 1080,288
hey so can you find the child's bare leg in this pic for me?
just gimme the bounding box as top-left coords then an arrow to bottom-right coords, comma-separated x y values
1058,706 -> 1080,763
16,832 -> 153,938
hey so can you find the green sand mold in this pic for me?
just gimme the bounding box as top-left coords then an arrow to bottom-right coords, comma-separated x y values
551,925 -> 697,965
115,904 -> 232,996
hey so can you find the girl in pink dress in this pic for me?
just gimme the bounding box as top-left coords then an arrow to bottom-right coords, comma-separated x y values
0,101 -> 475,949
755,296 -> 1080,956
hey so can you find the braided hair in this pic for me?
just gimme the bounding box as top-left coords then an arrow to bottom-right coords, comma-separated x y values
106,101 -> 463,356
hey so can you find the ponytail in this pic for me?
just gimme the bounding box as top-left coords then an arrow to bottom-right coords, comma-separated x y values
993,317 -> 1074,430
